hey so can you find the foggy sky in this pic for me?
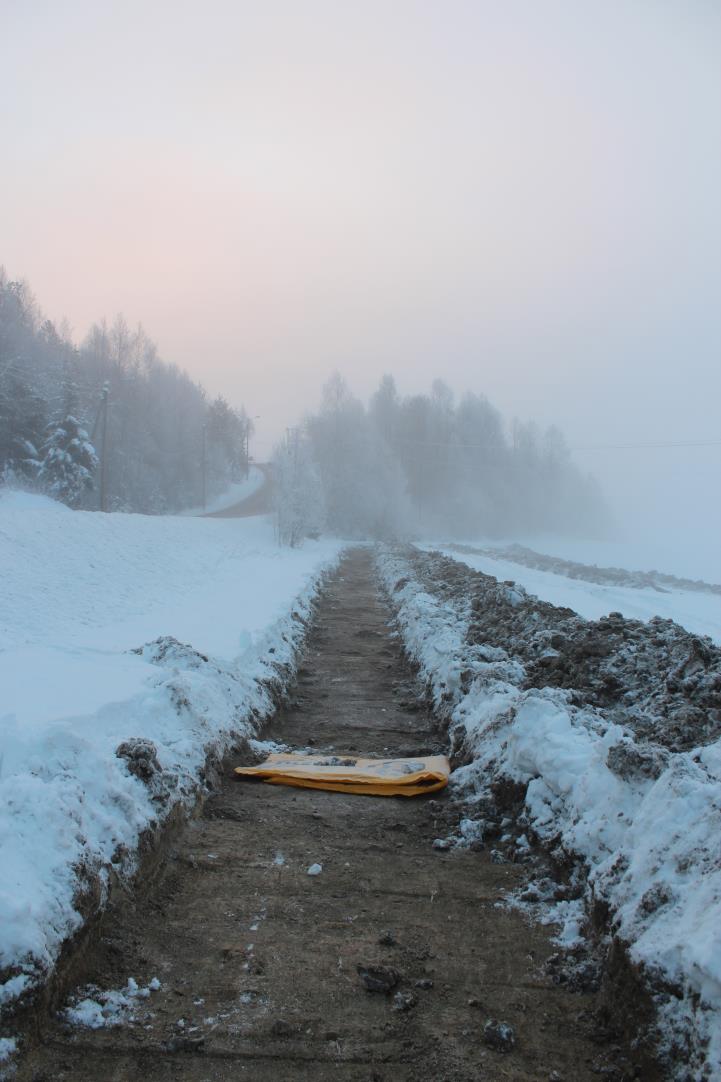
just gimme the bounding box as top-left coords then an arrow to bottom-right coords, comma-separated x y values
3,0 -> 720,561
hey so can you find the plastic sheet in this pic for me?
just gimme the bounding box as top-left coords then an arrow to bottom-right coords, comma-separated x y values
234,752 -> 449,797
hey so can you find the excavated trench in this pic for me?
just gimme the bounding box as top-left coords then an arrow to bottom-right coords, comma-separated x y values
15,548 -> 657,1081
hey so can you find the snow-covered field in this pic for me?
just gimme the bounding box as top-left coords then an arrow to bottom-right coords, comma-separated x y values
503,533 -> 721,585
378,546 -> 721,1081
421,541 -> 721,644
0,491 -> 343,1017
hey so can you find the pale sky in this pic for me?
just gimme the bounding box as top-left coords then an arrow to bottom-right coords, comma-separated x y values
2,0 -> 720,556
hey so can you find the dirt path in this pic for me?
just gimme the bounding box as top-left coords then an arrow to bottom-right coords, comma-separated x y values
17,549 -> 640,1081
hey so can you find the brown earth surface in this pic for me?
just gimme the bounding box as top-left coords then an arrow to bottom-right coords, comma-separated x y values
15,549 -> 657,1081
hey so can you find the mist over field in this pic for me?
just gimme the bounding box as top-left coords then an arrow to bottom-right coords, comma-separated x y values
2,0 -> 719,576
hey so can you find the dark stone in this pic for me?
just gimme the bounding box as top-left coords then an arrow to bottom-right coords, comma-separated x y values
270,1019 -> 295,1037
483,1018 -> 516,1052
392,991 -> 416,1011
164,1035 -> 205,1053
357,964 -> 401,994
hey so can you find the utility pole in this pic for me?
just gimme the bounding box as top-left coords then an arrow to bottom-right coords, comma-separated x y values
201,423 -> 207,511
99,382 -> 110,513
287,426 -> 300,547
246,415 -> 260,479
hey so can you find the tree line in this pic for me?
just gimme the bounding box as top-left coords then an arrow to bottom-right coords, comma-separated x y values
274,373 -> 606,543
0,268 -> 252,512
1,267 -> 605,537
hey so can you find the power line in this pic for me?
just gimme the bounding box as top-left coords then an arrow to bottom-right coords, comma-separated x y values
572,440 -> 721,451
390,437 -> 721,452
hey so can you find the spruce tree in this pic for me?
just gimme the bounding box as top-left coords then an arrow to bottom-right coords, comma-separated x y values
38,416 -> 99,507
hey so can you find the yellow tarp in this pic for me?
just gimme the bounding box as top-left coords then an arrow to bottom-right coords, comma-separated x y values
234,752 -> 450,797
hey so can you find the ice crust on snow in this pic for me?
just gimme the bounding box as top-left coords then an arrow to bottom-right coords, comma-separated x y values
377,545 -> 721,1080
0,491 -> 343,1012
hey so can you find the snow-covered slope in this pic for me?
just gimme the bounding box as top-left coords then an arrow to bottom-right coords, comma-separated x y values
0,491 -> 344,1014
421,541 -> 721,644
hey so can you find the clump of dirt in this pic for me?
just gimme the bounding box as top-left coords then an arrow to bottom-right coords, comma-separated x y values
405,548 -> 721,751
116,738 -> 162,783
132,635 -> 210,668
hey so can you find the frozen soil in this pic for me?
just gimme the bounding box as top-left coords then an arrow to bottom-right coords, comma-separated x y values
409,548 -> 721,752
10,549 -> 656,1082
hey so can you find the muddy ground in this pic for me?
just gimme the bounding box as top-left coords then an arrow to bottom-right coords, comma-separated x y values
14,549 -> 659,1081
404,547 -> 721,752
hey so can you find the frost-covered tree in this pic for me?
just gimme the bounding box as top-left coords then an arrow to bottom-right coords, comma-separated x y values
298,374 -> 606,540
369,373 -> 400,449
0,274 -> 48,479
37,416 -> 99,507
207,396 -> 251,485
305,374 -> 412,538
273,428 -> 325,547
0,268 -> 254,513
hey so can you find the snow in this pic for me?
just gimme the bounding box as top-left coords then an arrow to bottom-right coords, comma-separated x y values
0,1037 -> 17,1064
62,977 -> 162,1029
0,489 -> 337,721
422,543 -> 721,643
513,531 -> 721,586
180,465 -> 265,516
377,546 -> 721,1081
434,530 -> 721,584
0,489 -> 343,1012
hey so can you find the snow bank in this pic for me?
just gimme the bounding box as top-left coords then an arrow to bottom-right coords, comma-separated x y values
377,546 -> 721,1080
0,492 -> 344,1015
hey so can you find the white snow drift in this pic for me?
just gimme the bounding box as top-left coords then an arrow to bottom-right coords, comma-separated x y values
0,490 -> 343,1015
